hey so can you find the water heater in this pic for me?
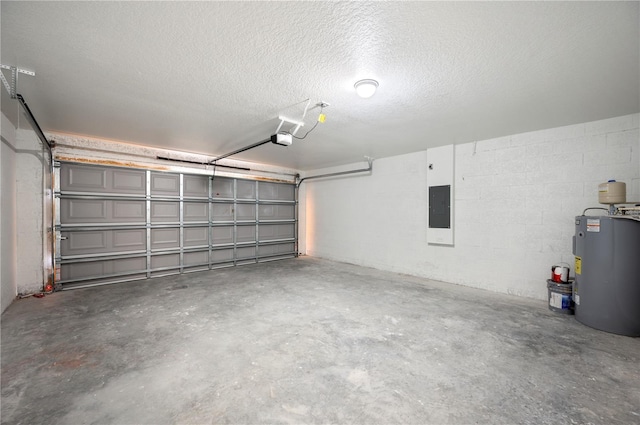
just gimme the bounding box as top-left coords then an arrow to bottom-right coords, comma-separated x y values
572,181 -> 640,336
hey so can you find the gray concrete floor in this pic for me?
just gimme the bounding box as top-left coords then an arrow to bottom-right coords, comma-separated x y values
1,257 -> 639,425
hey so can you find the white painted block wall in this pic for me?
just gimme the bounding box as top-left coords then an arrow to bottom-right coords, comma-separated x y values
302,113 -> 640,300
1,113 -> 18,313
15,128 -> 46,296
1,112 -> 46,313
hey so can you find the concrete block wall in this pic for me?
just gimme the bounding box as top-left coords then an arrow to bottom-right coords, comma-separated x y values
15,128 -> 46,296
1,111 -> 47,314
302,113 -> 639,300
1,113 -> 18,313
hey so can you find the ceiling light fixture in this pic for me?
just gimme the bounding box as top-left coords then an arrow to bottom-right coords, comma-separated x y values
354,79 -> 379,98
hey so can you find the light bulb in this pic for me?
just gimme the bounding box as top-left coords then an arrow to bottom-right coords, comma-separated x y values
354,79 -> 379,98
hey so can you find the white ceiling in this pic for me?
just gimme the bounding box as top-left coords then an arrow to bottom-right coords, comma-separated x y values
1,1 -> 638,171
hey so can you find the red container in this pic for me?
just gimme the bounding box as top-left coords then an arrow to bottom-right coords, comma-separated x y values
551,265 -> 570,283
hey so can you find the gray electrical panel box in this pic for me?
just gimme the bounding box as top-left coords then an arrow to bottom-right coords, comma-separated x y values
429,185 -> 451,229
573,216 -> 640,336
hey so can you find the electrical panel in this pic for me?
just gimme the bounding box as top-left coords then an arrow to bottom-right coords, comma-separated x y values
429,185 -> 451,229
427,145 -> 454,245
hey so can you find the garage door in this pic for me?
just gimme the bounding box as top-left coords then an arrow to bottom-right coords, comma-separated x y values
55,162 -> 296,289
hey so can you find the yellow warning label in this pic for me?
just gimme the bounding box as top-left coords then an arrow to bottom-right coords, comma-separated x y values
575,256 -> 582,275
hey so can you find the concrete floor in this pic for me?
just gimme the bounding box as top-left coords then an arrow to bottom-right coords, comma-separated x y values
1,257 -> 639,424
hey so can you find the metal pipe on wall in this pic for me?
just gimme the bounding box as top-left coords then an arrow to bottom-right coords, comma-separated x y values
296,157 -> 373,187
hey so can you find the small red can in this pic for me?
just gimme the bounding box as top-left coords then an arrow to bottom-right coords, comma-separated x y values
551,265 -> 570,283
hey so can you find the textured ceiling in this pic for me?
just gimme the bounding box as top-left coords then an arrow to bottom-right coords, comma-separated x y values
1,1 -> 638,170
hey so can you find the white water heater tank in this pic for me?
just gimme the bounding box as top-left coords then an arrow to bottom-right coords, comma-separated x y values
598,180 -> 626,204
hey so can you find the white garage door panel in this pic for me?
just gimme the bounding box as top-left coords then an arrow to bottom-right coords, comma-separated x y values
237,180 -> 256,199
113,229 -> 147,250
67,167 -> 106,190
259,243 -> 295,257
61,257 -> 147,280
184,251 -> 208,266
56,162 -> 297,289
64,199 -> 107,221
112,170 -> 146,192
211,249 -> 234,263
150,172 -> 180,196
112,201 -> 146,220
237,246 -> 256,260
236,203 -> 256,221
258,204 -> 295,220
183,175 -> 209,197
236,225 -> 256,243
184,227 -> 208,247
151,202 -> 180,223
212,204 -> 234,222
212,178 -> 234,198
61,229 -> 146,256
151,254 -> 180,270
62,164 -> 146,194
184,202 -> 208,222
61,199 -> 146,224
259,181 -> 294,201
259,224 -> 295,241
65,231 -> 106,252
150,228 -> 180,250
211,226 -> 234,245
